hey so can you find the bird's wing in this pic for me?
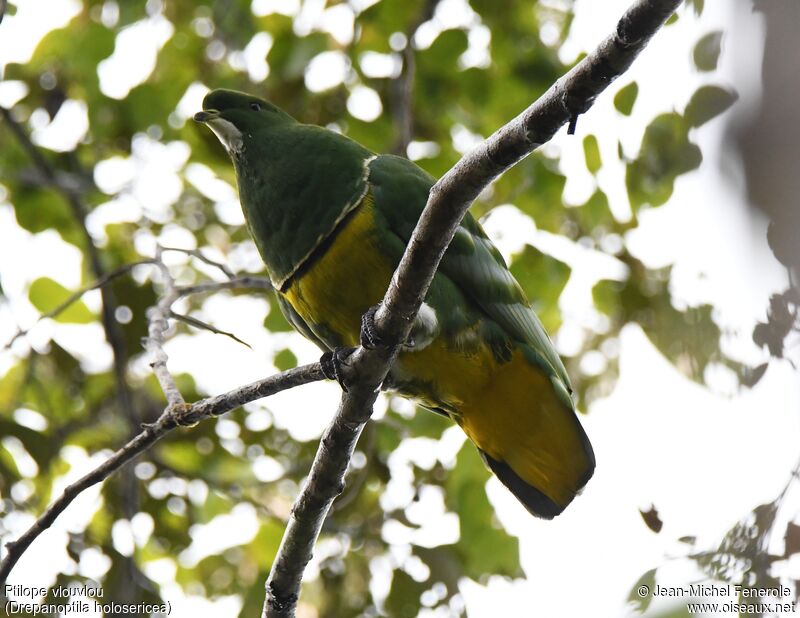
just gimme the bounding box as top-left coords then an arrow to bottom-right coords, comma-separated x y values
367,154 -> 571,389
276,293 -> 331,352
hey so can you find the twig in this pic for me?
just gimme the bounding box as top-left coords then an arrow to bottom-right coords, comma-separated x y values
2,104 -> 145,588
144,247 -> 185,409
0,362 -> 326,584
175,275 -> 273,298
3,266 -> 269,352
262,0 -> 681,615
160,245 -> 236,280
390,0 -> 438,155
3,260 -> 156,350
0,0 -> 7,26
0,104 -> 139,424
170,310 -> 253,349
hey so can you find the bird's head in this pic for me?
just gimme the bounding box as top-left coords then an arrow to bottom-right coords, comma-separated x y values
193,89 -> 296,156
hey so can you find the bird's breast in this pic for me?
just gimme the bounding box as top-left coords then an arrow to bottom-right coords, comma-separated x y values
282,201 -> 394,348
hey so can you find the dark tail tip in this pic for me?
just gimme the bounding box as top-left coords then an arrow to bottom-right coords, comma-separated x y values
479,450 -> 565,519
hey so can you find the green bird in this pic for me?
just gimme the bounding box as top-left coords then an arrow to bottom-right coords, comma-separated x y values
194,89 -> 594,518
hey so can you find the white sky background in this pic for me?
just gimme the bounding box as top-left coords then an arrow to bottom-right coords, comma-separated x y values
1,0 -> 799,617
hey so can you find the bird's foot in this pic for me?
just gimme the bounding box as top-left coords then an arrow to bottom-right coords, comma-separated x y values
360,305 -> 386,350
320,346 -> 356,391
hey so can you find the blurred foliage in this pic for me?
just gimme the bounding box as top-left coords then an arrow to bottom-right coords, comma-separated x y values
628,463 -> 800,618
625,3 -> 800,615
693,31 -> 722,72
0,0 -> 769,616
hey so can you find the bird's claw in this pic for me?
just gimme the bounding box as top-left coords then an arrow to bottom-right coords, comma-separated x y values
360,305 -> 385,350
320,346 -> 356,391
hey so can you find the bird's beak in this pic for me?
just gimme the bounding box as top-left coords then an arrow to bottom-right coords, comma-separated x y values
193,109 -> 220,123
193,108 -> 244,155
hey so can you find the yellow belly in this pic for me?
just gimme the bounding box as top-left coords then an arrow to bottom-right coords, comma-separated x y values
283,202 -> 589,507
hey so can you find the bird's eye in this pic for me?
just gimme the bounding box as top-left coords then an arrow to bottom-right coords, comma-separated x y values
249,102 -> 261,112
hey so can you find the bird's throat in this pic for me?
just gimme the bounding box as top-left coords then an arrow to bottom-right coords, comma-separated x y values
206,118 -> 244,156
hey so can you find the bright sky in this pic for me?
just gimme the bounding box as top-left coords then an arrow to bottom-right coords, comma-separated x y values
1,0 -> 798,617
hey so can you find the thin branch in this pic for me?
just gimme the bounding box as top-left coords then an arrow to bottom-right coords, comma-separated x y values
262,0 -> 681,615
0,0 -> 7,25
175,275 -> 273,298
2,266 -> 269,351
3,260 -> 156,350
170,310 -> 253,349
145,247 -> 186,409
0,104 -> 139,426
0,362 -> 326,585
390,0 -> 438,155
160,245 -> 236,280
2,105 -> 145,586
0,242 -> 308,585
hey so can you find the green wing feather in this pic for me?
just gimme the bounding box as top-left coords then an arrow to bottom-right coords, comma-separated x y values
367,154 -> 572,390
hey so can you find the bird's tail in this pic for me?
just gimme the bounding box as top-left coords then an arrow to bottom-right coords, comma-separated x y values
479,422 -> 594,519
458,348 -> 595,518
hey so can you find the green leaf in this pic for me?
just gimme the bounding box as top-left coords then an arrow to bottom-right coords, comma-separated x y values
508,156 -> 566,232
625,112 -> 702,211
385,569 -> 426,618
0,363 -> 26,411
593,260 -> 726,383
273,348 -> 297,371
583,134 -> 602,174
445,443 -> 520,578
29,277 -> 94,324
396,405 -> 452,439
693,31 -> 723,72
427,29 -> 469,68
613,82 -> 638,116
11,189 -> 78,245
264,294 -> 293,333
247,520 -> 285,569
572,190 -> 615,233
509,245 -> 571,332
685,85 -> 738,128
627,568 -> 656,614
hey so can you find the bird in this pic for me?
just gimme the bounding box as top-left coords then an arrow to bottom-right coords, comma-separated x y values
194,89 -> 594,518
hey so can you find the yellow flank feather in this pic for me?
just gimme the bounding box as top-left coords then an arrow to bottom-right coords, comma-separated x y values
284,199 -> 590,511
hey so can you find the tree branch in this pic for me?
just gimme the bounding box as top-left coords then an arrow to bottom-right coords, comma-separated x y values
375,0 -> 682,341
390,0 -> 439,155
170,310 -> 253,349
145,248 -> 188,409
175,275 -> 273,298
262,0 -> 681,615
3,260 -> 156,350
2,106 -> 149,595
0,249 -> 307,584
159,245 -> 237,280
0,105 -> 140,426
0,362 -> 326,585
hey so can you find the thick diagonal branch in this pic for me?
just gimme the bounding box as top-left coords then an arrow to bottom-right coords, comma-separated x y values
262,0 -> 681,615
